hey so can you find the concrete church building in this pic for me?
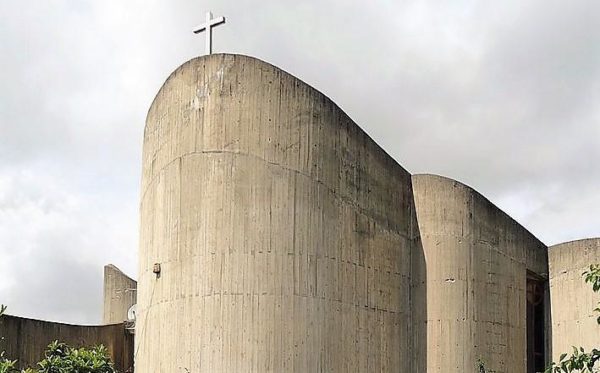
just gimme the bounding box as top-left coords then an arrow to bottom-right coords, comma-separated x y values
1,54 -> 599,373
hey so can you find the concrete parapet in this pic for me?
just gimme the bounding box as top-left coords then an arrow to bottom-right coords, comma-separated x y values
412,174 -> 548,373
549,238 -> 600,361
136,54 -> 420,372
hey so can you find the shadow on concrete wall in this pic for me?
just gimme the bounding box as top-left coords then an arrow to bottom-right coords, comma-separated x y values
412,232 -> 428,372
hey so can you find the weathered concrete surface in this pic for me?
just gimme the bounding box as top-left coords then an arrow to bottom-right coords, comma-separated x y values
0,315 -> 133,372
412,174 -> 548,373
103,264 -> 137,324
136,54 -> 421,372
549,238 -> 600,361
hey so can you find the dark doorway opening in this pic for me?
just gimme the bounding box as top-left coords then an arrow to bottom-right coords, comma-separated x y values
527,273 -> 546,373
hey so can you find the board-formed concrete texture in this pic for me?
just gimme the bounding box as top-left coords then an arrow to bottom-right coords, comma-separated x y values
412,174 -> 548,373
103,264 -> 137,324
136,53 -> 421,372
0,315 -> 133,372
549,238 -> 600,361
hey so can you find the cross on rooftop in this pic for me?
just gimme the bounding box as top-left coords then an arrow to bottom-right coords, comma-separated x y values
193,11 -> 226,55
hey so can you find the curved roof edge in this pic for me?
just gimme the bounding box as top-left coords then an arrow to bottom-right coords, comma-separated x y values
412,173 -> 546,247
146,53 -> 407,175
147,54 -> 279,119
549,237 -> 600,250
412,173 -> 478,193
104,264 -> 136,283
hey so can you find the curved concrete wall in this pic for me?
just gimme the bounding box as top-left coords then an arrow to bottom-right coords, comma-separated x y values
103,264 -> 137,324
412,174 -> 547,373
136,54 -> 420,372
549,238 -> 600,361
0,315 -> 133,372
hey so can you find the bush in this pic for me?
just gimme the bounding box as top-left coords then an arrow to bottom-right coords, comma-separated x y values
34,341 -> 117,373
0,341 -> 117,373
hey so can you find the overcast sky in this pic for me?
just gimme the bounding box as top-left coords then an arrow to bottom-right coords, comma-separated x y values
0,0 -> 598,324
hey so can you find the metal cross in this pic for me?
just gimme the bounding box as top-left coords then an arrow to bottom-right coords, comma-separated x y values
193,11 -> 226,55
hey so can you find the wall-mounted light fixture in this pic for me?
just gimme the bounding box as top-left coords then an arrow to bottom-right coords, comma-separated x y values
153,263 -> 161,279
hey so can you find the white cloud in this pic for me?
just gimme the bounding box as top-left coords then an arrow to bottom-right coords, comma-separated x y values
0,166 -> 136,323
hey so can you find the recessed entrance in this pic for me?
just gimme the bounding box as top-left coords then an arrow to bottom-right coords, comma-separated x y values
527,273 -> 546,373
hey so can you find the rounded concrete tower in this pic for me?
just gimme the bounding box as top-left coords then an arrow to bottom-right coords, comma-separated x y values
549,238 -> 600,362
136,54 -> 420,371
412,174 -> 548,373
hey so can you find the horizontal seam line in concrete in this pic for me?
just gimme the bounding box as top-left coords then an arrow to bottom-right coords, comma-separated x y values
420,234 -> 532,268
549,271 -> 590,280
140,254 -> 408,273
140,149 -> 409,234
138,294 -> 403,315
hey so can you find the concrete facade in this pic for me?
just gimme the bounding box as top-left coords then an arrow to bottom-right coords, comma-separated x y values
136,53 -> 421,372
549,239 -> 600,361
133,53 -> 600,372
412,174 -> 548,373
103,264 -> 137,324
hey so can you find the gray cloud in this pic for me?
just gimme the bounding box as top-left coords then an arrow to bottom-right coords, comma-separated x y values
0,0 -> 598,323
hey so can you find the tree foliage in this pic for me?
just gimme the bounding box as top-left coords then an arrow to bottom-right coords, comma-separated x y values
0,341 -> 116,373
33,341 -> 116,373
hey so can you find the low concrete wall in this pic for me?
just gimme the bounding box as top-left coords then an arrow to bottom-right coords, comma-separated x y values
549,238 -> 600,362
412,174 -> 548,373
0,315 -> 133,372
103,264 -> 137,324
